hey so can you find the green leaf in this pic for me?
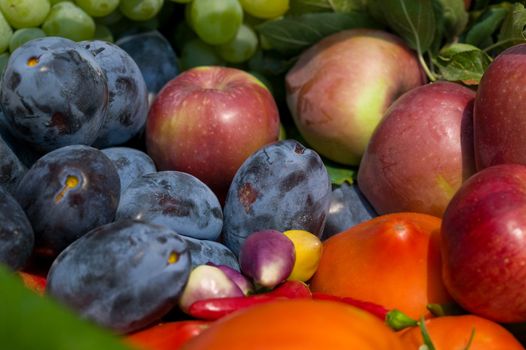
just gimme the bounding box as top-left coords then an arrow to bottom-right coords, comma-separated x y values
463,6 -> 508,47
434,43 -> 492,84
288,0 -> 367,14
0,265 -> 133,350
498,2 -> 526,47
435,0 -> 469,40
371,0 -> 436,53
288,0 -> 334,15
247,50 -> 296,76
329,0 -> 368,12
255,12 -> 378,55
323,159 -> 356,185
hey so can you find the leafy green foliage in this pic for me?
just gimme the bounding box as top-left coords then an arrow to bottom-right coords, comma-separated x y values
288,0 -> 368,14
434,43 -> 492,84
498,2 -> 526,47
370,0 -> 436,53
463,5 -> 508,47
323,159 -> 356,185
0,265 -> 133,350
256,11 -> 378,55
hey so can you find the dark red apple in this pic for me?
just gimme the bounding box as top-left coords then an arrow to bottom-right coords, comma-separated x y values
474,43 -> 526,170
286,29 -> 425,166
357,81 -> 476,217
146,66 -> 280,200
441,164 -> 526,323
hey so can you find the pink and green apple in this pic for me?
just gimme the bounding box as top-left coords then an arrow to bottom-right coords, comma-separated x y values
285,29 -> 426,165
145,66 -> 280,201
357,81 -> 476,217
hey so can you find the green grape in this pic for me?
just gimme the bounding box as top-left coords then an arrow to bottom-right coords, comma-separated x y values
180,38 -> 225,70
93,23 -> 113,41
50,0 -> 72,4
9,27 -> 46,53
184,2 -> 193,29
75,0 -> 119,17
239,0 -> 289,19
42,2 -> 96,41
0,0 -> 51,29
170,0 -> 191,3
216,23 -> 258,64
95,9 -> 123,25
0,11 -> 12,54
0,52 -> 9,75
119,0 -> 164,21
190,0 -> 242,45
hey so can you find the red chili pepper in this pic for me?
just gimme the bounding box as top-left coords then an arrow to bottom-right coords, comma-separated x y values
125,320 -> 209,350
311,292 -> 389,320
311,292 -> 418,331
187,280 -> 311,320
18,271 -> 47,295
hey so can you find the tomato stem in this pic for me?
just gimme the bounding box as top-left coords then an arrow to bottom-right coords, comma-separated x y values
385,309 -> 418,331
419,316 -> 436,350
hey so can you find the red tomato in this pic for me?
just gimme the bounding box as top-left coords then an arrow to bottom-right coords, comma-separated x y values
125,321 -> 209,350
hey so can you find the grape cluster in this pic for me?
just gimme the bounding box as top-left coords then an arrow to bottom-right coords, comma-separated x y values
0,0 -> 169,72
178,0 -> 289,69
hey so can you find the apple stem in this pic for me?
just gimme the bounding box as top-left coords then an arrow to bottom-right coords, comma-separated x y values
418,52 -> 437,82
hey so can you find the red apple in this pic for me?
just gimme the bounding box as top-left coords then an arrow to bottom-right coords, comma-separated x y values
357,81 -> 476,217
146,66 -> 280,200
474,43 -> 526,170
285,29 -> 426,165
441,164 -> 526,323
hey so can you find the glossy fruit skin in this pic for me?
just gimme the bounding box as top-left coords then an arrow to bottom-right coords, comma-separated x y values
116,171 -> 223,241
0,133 -> 27,195
399,315 -> 525,350
145,66 -> 280,202
222,140 -> 331,256
286,29 -> 425,165
0,187 -> 34,270
126,321 -> 209,350
181,235 -> 239,270
474,44 -> 526,170
14,145 -> 120,258
0,37 -> 108,152
80,40 -> 149,148
441,164 -> 526,323
310,213 -> 452,319
322,182 -> 377,240
358,81 -> 476,217
239,229 -> 295,288
101,147 -> 156,195
47,220 -> 191,334
116,31 -> 179,95
180,299 -> 405,350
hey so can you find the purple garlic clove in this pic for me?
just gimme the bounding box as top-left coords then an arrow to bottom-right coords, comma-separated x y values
239,229 -> 296,289
207,262 -> 254,295
178,264 -> 243,313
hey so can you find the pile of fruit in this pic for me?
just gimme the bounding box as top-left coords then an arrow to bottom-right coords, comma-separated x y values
3,0 -> 526,349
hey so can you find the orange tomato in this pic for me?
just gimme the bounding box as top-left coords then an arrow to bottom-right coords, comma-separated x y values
125,321 -> 209,350
399,315 -> 525,349
310,212 -> 453,319
180,299 -> 404,350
